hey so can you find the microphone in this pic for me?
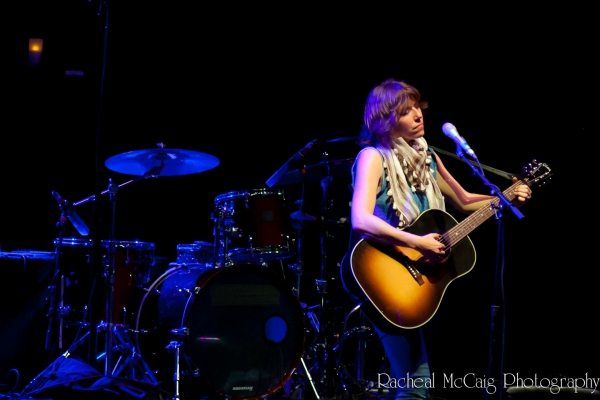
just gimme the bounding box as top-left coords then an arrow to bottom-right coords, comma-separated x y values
52,191 -> 90,236
294,138 -> 318,161
265,139 -> 318,187
442,122 -> 477,158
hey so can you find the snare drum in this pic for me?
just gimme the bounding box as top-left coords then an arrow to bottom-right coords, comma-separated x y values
213,189 -> 294,262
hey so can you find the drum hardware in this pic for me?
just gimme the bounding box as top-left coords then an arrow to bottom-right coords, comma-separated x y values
45,192 -> 89,354
210,199 -> 238,267
22,157 -> 197,397
57,275 -> 68,350
304,163 -> 340,394
290,303 -> 388,400
164,327 -> 198,400
265,141 -> 360,399
335,303 -> 389,398
176,240 -> 215,264
287,356 -> 321,400
94,323 -> 157,381
166,340 -> 183,400
45,233 -> 88,355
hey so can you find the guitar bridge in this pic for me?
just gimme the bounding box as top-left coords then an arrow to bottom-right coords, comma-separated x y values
402,257 -> 424,286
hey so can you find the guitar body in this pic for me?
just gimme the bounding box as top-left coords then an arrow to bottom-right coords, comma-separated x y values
341,208 -> 476,329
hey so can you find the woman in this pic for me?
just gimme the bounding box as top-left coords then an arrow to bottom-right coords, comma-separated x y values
340,79 -> 532,399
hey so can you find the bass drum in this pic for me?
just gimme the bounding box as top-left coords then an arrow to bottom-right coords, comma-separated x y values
135,262 -> 305,400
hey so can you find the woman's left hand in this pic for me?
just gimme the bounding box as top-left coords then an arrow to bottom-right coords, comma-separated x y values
512,180 -> 532,205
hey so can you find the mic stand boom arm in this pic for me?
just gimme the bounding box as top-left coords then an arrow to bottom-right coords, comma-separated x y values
265,139 -> 317,187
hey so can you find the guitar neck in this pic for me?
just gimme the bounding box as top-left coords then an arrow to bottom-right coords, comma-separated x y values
444,180 -> 522,247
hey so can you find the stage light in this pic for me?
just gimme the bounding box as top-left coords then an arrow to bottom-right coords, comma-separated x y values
28,38 -> 43,66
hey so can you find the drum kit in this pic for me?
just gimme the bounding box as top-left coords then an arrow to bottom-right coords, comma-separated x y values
20,140 -> 388,400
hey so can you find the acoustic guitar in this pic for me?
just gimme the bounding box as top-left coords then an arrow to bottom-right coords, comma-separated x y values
341,160 -> 552,329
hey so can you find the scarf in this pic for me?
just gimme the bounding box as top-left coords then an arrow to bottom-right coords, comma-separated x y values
376,136 -> 445,228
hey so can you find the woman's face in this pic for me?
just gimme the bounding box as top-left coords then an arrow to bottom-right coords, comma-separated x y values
391,100 -> 425,143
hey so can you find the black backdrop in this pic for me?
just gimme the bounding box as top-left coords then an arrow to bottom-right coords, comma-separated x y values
2,2 -> 598,399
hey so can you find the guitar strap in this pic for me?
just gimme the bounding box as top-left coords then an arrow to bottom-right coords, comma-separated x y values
429,145 -> 518,180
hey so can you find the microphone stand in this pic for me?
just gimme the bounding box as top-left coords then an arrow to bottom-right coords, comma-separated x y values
265,139 -> 318,188
452,149 -> 523,400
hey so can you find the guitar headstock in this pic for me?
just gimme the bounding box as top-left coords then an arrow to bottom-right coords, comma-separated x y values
521,159 -> 553,188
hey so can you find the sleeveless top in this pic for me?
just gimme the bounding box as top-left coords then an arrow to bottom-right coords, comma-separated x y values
347,146 -> 439,251
341,146 -> 439,304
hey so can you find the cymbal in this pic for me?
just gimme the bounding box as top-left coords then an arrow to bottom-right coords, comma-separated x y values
105,148 -> 220,176
275,158 -> 354,186
325,136 -> 360,143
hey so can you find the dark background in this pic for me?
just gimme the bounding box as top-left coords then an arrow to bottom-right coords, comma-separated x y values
2,2 -> 597,399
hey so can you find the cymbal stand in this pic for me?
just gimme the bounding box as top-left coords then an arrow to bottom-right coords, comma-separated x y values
95,175 -> 160,383
103,178 -> 118,374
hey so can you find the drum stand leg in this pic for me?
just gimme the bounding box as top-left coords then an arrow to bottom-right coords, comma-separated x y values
289,305 -> 339,400
285,354 -> 321,400
166,340 -> 182,400
334,303 -> 389,399
96,323 -> 159,384
298,356 -> 321,399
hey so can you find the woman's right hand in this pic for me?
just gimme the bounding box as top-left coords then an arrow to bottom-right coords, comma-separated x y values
415,233 -> 446,260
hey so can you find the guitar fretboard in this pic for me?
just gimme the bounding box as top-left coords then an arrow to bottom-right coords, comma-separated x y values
442,181 -> 520,248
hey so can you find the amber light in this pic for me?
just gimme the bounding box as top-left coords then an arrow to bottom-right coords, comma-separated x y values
29,38 -> 43,66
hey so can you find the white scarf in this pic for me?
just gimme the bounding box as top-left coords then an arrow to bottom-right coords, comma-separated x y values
376,136 -> 445,228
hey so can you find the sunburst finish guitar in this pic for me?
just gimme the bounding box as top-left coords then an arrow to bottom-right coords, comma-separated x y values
341,160 -> 552,329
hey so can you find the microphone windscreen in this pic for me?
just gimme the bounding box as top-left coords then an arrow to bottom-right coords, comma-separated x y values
442,122 -> 456,136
